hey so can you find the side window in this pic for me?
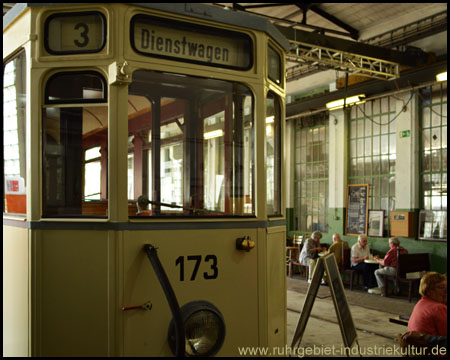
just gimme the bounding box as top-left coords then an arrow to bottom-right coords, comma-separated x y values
42,71 -> 108,217
266,92 -> 282,216
4,51 -> 27,215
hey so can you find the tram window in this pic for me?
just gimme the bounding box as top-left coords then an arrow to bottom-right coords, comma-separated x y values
128,70 -> 254,217
42,72 -> 108,217
45,71 -> 106,104
44,12 -> 106,55
266,92 -> 282,216
268,45 -> 282,85
3,51 -> 27,215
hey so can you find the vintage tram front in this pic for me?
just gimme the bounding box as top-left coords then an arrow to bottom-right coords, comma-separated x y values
3,3 -> 288,356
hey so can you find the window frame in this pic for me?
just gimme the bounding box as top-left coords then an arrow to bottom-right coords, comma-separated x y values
42,70 -> 108,218
294,113 -> 329,233
348,97 -> 397,234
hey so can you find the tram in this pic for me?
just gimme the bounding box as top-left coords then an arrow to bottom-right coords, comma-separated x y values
3,3 -> 288,357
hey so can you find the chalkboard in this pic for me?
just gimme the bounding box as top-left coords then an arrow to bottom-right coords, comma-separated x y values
322,254 -> 357,350
290,259 -> 324,348
346,184 -> 369,236
291,255 -> 358,354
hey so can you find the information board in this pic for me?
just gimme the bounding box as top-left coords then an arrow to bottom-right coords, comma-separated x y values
322,254 -> 357,350
291,255 -> 358,354
290,259 -> 324,348
346,184 -> 369,236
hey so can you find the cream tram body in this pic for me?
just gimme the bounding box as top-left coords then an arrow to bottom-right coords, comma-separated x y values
3,3 -> 288,356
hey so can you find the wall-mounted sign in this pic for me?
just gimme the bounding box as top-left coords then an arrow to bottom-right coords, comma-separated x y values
400,130 -> 410,138
131,15 -> 252,70
45,12 -> 106,54
346,184 -> 369,236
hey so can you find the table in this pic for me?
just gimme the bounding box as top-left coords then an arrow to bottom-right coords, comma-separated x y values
364,259 -> 379,264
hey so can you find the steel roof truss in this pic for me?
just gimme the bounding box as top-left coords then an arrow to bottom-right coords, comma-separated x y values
288,41 -> 400,80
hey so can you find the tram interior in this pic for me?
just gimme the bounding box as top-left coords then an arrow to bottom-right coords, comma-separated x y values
42,70 -> 259,218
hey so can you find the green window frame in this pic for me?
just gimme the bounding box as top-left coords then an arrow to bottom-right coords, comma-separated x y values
419,82 -> 447,210
348,96 -> 396,233
294,114 -> 329,233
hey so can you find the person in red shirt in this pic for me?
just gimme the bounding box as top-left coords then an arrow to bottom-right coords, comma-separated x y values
408,272 -> 447,337
368,237 -> 408,295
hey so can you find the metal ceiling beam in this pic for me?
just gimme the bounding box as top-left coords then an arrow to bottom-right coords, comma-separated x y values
296,3 -> 360,40
365,11 -> 447,49
214,3 -> 356,39
286,59 -> 447,118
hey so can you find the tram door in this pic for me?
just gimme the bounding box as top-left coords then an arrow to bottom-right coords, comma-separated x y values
122,70 -> 260,355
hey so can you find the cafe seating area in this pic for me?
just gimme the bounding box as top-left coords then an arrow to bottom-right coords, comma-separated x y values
286,236 -> 431,302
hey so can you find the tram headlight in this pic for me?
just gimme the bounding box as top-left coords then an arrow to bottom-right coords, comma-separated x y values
168,300 -> 226,357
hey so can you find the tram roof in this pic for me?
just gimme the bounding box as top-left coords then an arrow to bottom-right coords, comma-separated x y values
3,3 -> 290,51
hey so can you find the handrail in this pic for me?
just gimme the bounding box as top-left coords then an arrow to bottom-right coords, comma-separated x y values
143,244 -> 185,357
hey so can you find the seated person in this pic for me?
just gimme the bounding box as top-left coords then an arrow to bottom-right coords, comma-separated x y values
408,272 -> 447,337
368,237 -> 408,295
400,331 -> 447,353
351,235 -> 377,291
328,233 -> 349,269
299,231 -> 324,283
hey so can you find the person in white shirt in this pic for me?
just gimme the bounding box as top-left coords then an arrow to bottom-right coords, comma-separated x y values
351,235 -> 378,290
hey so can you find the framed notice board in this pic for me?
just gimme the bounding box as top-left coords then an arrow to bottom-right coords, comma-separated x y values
346,184 -> 369,236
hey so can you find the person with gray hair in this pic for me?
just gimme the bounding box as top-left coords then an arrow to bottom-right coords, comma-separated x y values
368,237 -> 408,295
351,234 -> 377,290
299,231 -> 324,283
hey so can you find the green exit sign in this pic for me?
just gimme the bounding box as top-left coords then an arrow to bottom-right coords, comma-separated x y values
400,130 -> 410,138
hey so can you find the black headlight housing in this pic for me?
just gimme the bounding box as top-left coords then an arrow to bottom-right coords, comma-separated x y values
168,300 -> 226,357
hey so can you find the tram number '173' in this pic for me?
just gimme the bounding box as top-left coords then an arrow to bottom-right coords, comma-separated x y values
176,255 -> 218,281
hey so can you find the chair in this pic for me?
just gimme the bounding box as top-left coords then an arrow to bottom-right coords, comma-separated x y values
288,245 -> 309,279
340,247 -> 360,290
382,251 -> 430,302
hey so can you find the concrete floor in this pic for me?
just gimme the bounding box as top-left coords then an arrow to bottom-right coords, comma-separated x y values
286,276 -> 416,357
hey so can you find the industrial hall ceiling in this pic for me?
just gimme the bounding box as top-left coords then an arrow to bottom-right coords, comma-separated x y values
3,3 -> 447,114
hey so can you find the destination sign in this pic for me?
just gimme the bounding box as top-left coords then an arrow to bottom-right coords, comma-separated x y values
131,15 -> 252,70
45,12 -> 106,54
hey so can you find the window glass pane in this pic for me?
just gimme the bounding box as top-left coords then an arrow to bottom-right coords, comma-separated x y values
46,72 -> 106,103
372,136 -> 380,155
4,52 -> 27,215
42,104 -> 108,217
266,92 -> 282,216
268,46 -> 281,85
128,70 -> 254,217
84,161 -> 101,200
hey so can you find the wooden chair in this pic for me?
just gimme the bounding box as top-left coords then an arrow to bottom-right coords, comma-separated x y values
382,251 -> 430,302
288,245 -> 309,279
340,247 -> 360,290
